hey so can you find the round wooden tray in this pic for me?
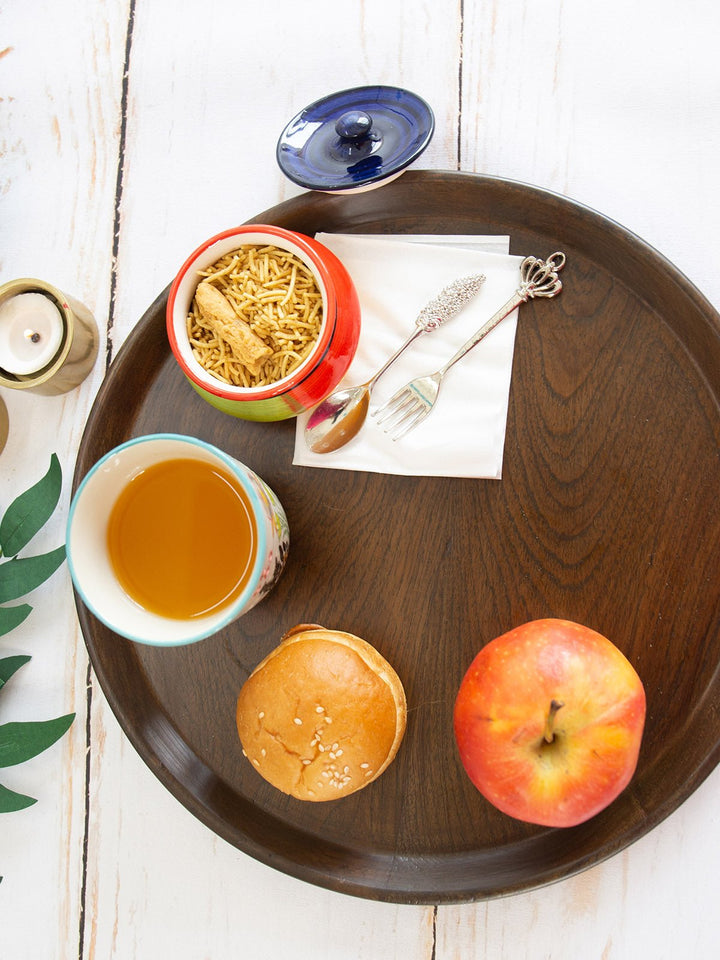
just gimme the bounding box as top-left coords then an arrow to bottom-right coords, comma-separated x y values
73,171 -> 720,903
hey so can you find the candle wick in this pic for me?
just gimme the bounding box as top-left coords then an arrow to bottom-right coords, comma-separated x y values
23,328 -> 42,344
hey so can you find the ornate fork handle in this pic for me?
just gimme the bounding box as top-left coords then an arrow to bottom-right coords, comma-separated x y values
434,252 -> 565,377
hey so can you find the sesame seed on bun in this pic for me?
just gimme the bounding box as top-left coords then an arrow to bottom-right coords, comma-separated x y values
236,625 -> 407,801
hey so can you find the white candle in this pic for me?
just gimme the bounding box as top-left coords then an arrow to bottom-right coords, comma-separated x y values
0,292 -> 65,375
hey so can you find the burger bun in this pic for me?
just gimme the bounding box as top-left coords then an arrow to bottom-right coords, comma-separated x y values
236,625 -> 407,801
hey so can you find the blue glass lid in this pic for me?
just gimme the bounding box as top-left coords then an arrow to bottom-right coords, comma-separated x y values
276,85 -> 435,192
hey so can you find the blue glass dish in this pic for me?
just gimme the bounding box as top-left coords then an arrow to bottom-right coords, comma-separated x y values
276,85 -> 435,193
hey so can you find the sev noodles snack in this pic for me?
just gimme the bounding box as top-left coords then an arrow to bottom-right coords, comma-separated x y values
187,244 -> 324,388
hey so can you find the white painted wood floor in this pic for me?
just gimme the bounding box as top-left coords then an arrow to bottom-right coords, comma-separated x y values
2,1 -> 720,957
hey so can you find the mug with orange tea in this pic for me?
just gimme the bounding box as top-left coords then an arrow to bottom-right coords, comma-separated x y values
67,434 -> 289,645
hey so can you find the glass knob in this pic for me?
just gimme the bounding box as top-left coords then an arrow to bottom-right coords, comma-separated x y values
335,110 -> 373,140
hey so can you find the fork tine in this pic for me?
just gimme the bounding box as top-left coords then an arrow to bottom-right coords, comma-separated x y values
373,389 -> 414,425
383,399 -> 425,435
388,405 -> 430,440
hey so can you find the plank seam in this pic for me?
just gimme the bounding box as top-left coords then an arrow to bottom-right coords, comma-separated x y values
105,0 -> 137,371
457,0 -> 464,169
77,2 -> 137,956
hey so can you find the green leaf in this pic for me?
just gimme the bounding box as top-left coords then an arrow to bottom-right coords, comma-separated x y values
0,713 -> 75,767
0,603 -> 32,637
0,454 -> 62,558
0,546 -> 66,603
0,781 -> 37,812
0,655 -> 31,690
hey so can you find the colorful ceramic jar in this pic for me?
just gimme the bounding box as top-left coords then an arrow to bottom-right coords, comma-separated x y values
166,224 -> 361,421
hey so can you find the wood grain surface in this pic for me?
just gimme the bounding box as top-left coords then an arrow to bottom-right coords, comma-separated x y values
73,172 -> 720,903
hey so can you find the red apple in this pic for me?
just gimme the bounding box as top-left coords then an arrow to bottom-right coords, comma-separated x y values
453,618 -> 646,827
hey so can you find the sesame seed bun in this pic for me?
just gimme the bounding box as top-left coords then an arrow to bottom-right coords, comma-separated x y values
236,625 -> 407,801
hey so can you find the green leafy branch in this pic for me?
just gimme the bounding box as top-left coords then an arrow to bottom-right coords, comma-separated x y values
0,454 -> 74,814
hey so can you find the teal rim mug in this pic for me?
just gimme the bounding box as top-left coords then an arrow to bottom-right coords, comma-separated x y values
67,433 -> 289,646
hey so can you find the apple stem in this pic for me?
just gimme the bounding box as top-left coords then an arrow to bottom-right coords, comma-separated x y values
543,699 -> 565,743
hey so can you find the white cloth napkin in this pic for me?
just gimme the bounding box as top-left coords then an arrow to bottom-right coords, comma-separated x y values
293,234 -> 524,479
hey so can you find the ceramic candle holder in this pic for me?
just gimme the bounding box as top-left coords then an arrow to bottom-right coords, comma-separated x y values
0,278 -> 99,395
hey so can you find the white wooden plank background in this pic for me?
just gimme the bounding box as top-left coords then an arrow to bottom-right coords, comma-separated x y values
2,1 -> 720,957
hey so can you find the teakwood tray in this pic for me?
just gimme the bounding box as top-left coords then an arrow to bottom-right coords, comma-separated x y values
73,171 -> 720,904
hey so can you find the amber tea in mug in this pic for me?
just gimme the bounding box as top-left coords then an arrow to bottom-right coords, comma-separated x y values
67,434 -> 290,646
106,458 -> 258,619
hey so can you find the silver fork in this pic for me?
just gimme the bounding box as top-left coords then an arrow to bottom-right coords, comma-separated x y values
374,252 -> 566,440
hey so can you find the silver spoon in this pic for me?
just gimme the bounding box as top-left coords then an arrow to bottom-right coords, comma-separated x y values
304,274 -> 486,453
